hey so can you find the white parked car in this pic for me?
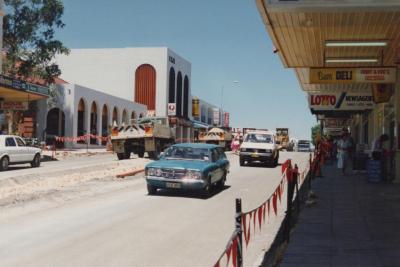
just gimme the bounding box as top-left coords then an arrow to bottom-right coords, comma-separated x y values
0,135 -> 42,171
239,130 -> 279,167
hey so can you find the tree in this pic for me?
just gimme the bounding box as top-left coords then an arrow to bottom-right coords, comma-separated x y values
3,0 -> 69,83
311,124 -> 321,146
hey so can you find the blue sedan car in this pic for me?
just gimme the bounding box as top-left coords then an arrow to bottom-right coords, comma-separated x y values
145,143 -> 230,196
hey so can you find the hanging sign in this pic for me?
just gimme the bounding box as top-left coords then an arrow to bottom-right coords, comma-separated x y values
0,101 -> 29,110
372,84 -> 394,104
213,108 -> 220,125
192,98 -> 200,119
308,92 -> 374,110
323,118 -> 352,128
309,67 -> 396,84
167,103 -> 176,116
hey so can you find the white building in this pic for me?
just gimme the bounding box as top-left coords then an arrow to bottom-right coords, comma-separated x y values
55,47 -> 193,141
37,83 -> 146,148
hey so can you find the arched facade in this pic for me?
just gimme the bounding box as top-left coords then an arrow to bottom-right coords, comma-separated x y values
90,101 -> 98,144
77,98 -> 86,142
46,108 -> 65,136
176,72 -> 183,117
112,107 -> 119,125
183,76 -> 189,118
131,111 -> 136,120
135,64 -> 156,110
102,104 -> 109,145
122,109 -> 128,124
168,67 -> 175,104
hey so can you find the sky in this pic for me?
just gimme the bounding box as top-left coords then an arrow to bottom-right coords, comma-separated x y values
55,0 -> 316,140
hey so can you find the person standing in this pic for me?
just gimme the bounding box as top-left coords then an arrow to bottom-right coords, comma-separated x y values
337,130 -> 352,175
371,134 -> 389,181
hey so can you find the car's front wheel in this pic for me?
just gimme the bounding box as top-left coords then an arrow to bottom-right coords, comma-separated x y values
31,154 -> 41,168
201,178 -> 213,198
147,184 -> 157,195
0,156 -> 9,171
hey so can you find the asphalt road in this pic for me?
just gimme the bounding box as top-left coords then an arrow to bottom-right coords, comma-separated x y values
0,152 -> 309,267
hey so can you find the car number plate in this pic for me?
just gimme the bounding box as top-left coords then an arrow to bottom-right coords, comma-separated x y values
166,182 -> 181,189
251,153 -> 259,158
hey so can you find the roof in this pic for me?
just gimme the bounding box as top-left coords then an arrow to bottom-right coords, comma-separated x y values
172,143 -> 219,149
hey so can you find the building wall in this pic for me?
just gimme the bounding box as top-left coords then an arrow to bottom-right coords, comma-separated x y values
55,47 -> 191,118
37,83 -> 147,148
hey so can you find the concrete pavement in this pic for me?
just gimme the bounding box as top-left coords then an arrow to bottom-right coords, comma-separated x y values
279,163 -> 400,267
0,152 -> 309,267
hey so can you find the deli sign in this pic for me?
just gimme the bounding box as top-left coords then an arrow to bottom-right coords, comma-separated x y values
309,67 -> 396,84
309,92 -> 374,111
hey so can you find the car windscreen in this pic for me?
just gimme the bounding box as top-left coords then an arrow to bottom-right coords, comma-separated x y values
163,147 -> 210,161
244,134 -> 273,143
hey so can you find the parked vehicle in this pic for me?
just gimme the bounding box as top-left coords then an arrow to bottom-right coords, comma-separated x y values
296,140 -> 312,152
239,130 -> 279,167
145,143 -> 229,197
111,117 -> 175,160
276,128 -> 289,150
0,135 -> 42,171
197,127 -> 233,151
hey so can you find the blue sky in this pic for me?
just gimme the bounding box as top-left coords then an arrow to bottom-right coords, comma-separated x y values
56,0 -> 316,139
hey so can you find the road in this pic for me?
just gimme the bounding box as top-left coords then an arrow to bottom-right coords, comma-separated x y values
0,152 -> 309,267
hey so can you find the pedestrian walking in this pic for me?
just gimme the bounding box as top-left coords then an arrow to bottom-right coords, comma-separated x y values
337,129 -> 352,175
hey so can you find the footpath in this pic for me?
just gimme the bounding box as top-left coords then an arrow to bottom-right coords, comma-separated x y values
279,163 -> 400,267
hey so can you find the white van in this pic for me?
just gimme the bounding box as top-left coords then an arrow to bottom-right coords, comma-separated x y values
239,130 -> 279,167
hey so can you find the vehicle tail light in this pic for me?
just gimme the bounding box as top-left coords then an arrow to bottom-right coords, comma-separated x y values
111,127 -> 119,136
145,126 -> 153,136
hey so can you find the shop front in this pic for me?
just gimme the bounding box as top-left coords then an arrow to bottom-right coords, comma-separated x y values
0,75 -> 49,140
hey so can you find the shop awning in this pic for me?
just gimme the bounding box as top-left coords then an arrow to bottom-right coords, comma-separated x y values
0,74 -> 50,102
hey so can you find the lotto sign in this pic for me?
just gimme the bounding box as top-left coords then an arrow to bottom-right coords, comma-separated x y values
167,103 -> 176,116
308,92 -> 374,111
309,67 -> 396,84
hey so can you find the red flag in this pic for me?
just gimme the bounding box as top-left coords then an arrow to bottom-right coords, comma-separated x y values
277,186 -> 281,203
253,210 -> 256,234
272,193 -> 278,215
267,199 -> 270,218
232,237 -> 238,267
214,261 -> 220,267
258,206 -> 263,230
226,243 -> 232,267
262,203 -> 266,224
242,214 -> 250,247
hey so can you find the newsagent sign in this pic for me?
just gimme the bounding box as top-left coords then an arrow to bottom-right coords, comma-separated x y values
308,92 -> 374,111
309,67 -> 396,84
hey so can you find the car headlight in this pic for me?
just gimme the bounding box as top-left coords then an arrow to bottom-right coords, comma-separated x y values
155,168 -> 162,177
147,168 -> 156,176
186,170 -> 202,179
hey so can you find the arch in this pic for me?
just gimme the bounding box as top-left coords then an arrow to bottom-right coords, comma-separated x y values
176,72 -> 182,117
46,107 -> 65,138
168,67 -> 176,104
131,111 -> 136,120
90,101 -> 98,144
122,109 -> 128,124
101,104 -> 109,145
77,98 -> 86,142
112,107 -> 119,125
183,76 -> 189,118
135,64 -> 156,110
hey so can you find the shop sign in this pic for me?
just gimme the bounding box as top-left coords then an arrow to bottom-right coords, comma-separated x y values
323,118 -> 352,128
0,101 -> 28,110
372,84 -> 394,104
0,74 -> 50,95
309,67 -> 396,84
224,112 -> 230,127
213,108 -> 220,125
308,92 -> 374,110
192,98 -> 200,118
167,103 -> 176,116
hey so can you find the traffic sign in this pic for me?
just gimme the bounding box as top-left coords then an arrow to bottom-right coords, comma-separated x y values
168,103 -> 176,116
